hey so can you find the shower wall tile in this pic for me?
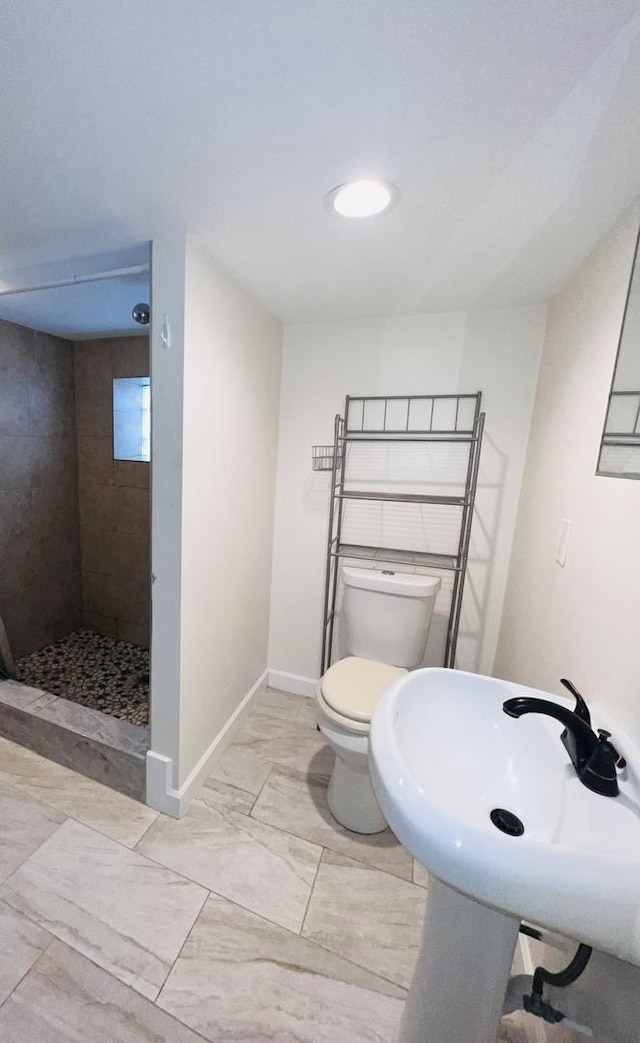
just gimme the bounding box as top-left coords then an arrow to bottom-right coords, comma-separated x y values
0,319 -> 82,660
82,612 -> 118,639
0,380 -> 30,436
33,331 -> 75,386
113,459 -> 149,488
78,483 -> 118,533
0,434 -> 41,491
77,434 -> 114,488
74,336 -> 150,648
114,486 -> 150,536
111,338 -> 149,378
112,532 -> 150,580
0,486 -> 33,546
79,526 -> 115,575
27,384 -> 76,436
116,620 -> 150,647
75,391 -> 113,440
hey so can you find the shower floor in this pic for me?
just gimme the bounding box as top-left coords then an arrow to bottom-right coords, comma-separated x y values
16,629 -> 149,727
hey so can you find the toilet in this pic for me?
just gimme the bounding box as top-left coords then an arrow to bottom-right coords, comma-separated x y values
316,566 -> 441,834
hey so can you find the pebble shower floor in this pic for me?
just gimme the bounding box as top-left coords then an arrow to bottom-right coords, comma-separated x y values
16,629 -> 149,727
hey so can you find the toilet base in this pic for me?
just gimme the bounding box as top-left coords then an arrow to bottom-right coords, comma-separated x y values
327,751 -> 387,834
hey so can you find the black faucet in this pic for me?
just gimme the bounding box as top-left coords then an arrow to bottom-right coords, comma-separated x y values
502,679 -> 624,798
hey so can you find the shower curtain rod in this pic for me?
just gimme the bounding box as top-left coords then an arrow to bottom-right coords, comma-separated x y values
0,262 -> 150,299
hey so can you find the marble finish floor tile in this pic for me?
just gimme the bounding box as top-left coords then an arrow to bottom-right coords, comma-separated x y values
196,775 -> 256,814
254,686 -> 317,723
302,849 -> 427,989
252,763 -> 413,881
0,778 -> 66,884
231,706 -> 334,777
0,736 -> 158,847
158,892 -> 406,1043
0,939 -> 204,1042
0,899 -> 53,1005
413,859 -> 429,888
0,818 -> 208,999
137,789 -> 321,932
207,743 -> 273,796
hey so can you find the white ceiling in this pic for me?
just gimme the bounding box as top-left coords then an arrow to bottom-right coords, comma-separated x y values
1,1 -> 640,336
0,246 -> 150,339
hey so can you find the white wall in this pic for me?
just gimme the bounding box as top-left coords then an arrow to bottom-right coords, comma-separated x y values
269,307 -> 546,687
494,204 -> 640,731
149,236 -> 282,808
149,234 -> 186,778
179,239 -> 282,785
494,203 -> 640,1043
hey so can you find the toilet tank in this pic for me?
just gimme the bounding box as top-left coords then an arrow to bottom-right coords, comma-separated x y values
341,566 -> 441,669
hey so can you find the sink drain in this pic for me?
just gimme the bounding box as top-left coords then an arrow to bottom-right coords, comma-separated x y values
490,808 -> 524,837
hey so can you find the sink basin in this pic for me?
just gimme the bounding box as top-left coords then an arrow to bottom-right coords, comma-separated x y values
369,667 -> 640,967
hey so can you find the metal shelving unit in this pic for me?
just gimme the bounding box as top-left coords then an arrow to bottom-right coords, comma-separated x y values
320,393 -> 485,674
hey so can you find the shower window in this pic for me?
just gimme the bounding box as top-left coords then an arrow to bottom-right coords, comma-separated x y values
113,377 -> 151,462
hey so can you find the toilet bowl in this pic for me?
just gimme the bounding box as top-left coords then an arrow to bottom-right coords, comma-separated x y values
317,656 -> 407,833
316,567 -> 441,834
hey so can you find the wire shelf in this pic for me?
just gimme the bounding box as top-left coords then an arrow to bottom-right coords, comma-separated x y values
312,445 -> 342,471
320,391 -> 485,673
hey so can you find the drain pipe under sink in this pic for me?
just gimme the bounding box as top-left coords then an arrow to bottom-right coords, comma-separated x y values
504,941 -> 595,1037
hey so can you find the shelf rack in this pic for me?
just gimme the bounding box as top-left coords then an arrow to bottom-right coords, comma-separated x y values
320,393 -> 485,674
601,390 -> 640,448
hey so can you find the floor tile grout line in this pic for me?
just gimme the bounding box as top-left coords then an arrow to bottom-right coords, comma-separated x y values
151,883 -> 211,1004
149,882 -> 407,1006
130,810 -> 161,851
1,790 -> 411,1017
204,762 -> 273,816
2,692 -> 417,1021
130,837 -> 404,990
134,813 -> 322,934
2,933 -> 214,1043
0,928 -> 55,1011
298,843 -> 324,937
1,840 -> 213,1019
224,701 -> 418,886
246,767 -> 416,887
203,750 -> 415,889
298,924 -> 411,995
249,802 -> 415,886
0,814 -> 71,892
247,759 -> 275,812
0,765 -> 158,852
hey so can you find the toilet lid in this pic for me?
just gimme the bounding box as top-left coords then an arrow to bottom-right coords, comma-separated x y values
321,656 -> 407,723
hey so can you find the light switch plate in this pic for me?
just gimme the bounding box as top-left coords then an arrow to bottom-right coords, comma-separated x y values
555,518 -> 573,567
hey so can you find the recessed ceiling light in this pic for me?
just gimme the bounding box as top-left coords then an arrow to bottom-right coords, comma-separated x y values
325,179 -> 400,218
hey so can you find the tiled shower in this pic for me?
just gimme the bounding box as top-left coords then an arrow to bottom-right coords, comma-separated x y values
0,318 -> 150,726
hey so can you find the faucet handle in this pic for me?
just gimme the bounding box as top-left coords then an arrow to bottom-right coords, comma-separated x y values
560,678 -> 591,726
597,729 -> 626,769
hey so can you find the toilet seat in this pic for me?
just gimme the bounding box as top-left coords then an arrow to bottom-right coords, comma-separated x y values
320,656 -> 407,727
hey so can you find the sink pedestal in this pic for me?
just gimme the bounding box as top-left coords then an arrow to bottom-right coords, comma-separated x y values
397,876 -> 520,1043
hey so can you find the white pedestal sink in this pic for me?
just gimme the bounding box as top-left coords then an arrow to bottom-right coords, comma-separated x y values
369,668 -> 640,1043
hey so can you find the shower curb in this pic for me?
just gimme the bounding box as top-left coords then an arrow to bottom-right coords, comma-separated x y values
0,679 -> 147,802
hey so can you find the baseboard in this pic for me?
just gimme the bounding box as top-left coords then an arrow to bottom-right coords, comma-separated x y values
146,668 -> 267,818
268,669 -> 318,698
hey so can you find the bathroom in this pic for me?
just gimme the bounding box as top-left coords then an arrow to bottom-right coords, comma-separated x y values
1,4 -> 640,1042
